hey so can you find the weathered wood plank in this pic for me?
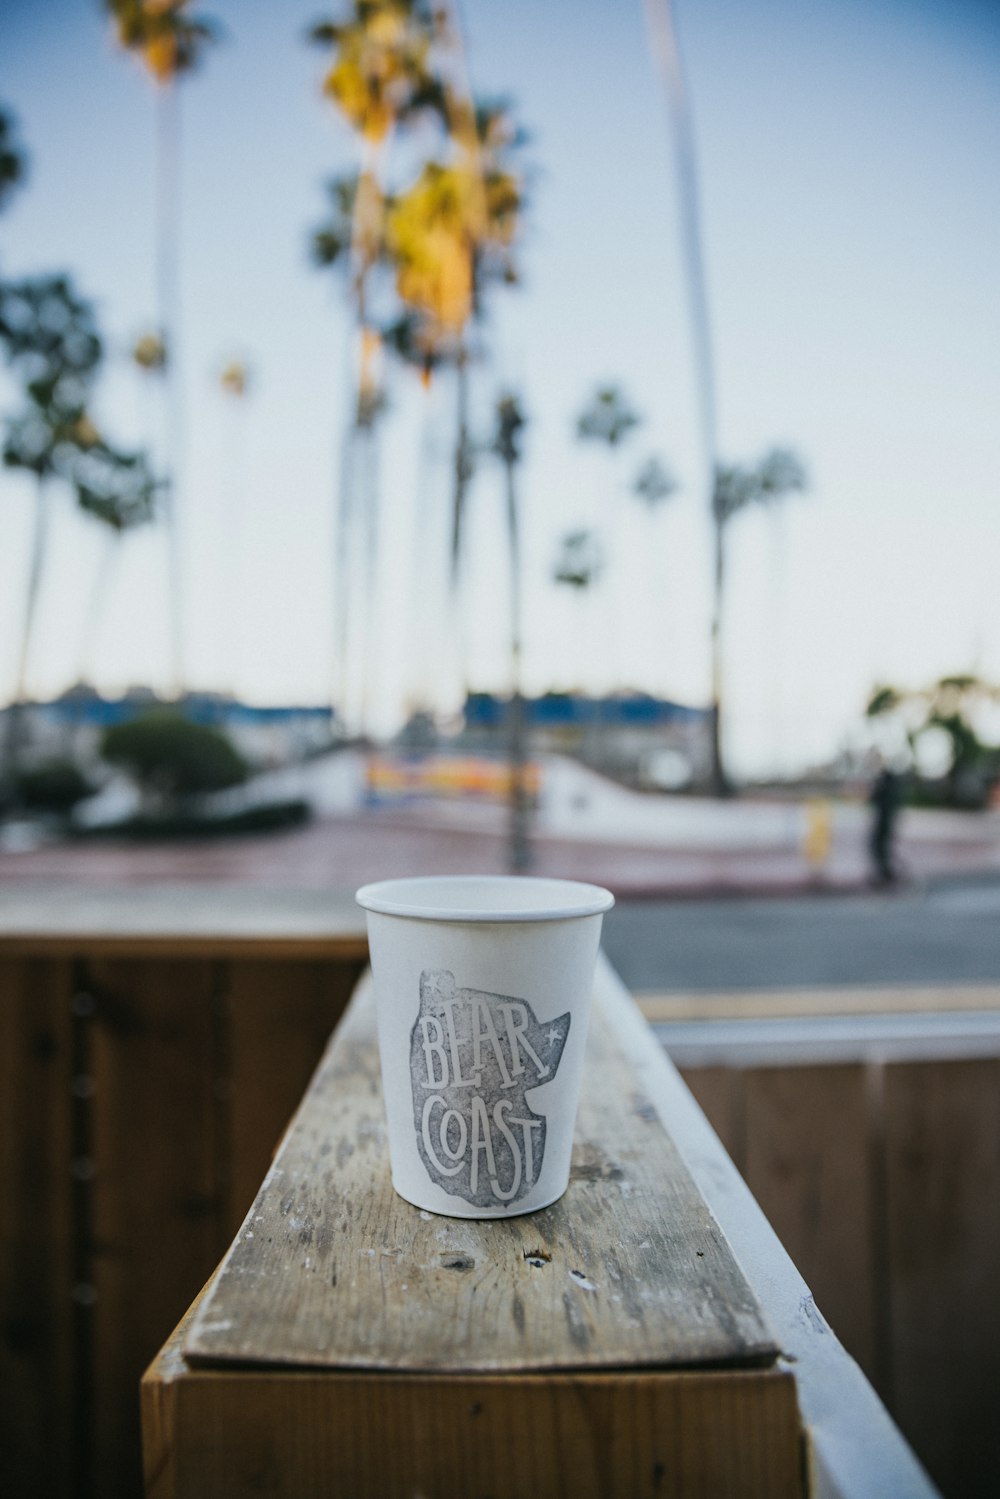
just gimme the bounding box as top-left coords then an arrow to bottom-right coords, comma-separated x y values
741,1064 -> 878,1383
883,1058 -> 1000,1499
146,1285 -> 804,1499
0,955 -> 75,1498
89,958 -> 225,1498
185,975 -> 779,1372
225,956 -> 365,1235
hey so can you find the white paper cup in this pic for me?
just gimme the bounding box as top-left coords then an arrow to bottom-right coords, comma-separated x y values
355,876 -> 614,1219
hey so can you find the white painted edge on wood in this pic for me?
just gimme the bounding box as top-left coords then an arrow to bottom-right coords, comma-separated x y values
653,1010 -> 1000,1068
594,954 -> 941,1499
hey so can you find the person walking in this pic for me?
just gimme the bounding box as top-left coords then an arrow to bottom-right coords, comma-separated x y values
869,762 -> 902,884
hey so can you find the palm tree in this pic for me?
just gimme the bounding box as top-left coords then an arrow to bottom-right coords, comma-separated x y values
103,0 -> 219,696
74,443 -> 160,683
311,169 -> 398,730
641,0 -> 726,786
382,105 -> 525,709
552,527 -> 603,675
577,385 -> 642,452
310,2 -> 441,732
710,447 -> 807,791
493,392 -> 529,871
0,108 -> 27,216
553,528 -> 604,595
552,528 -> 604,757
375,98 -> 526,606
574,384 -> 641,753
633,454 -> 679,693
0,275 -> 103,776
634,454 -> 678,510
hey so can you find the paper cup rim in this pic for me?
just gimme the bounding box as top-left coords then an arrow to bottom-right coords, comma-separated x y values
355,875 -> 614,922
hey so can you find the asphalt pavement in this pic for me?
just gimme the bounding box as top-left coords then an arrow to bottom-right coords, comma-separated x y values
602,877 -> 1000,992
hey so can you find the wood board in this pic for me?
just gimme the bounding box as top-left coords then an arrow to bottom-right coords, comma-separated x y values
146,1301 -> 803,1499
0,883 -> 368,959
184,974 -> 780,1373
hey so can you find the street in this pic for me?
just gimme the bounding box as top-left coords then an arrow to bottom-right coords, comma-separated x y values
603,878 -> 1000,992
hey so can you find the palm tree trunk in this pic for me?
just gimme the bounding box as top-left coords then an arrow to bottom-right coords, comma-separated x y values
643,0 -> 726,793
358,417 -> 381,736
407,383 -> 438,709
339,140 -> 385,740
503,452 -> 531,872
3,477 -> 51,781
450,343 -> 473,706
333,402 -> 357,733
156,81 -> 185,698
708,511 -> 728,796
77,529 -> 120,685
450,342 -> 472,586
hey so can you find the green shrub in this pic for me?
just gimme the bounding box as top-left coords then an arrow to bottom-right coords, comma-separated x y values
101,711 -> 248,805
73,798 -> 310,841
16,758 -> 95,813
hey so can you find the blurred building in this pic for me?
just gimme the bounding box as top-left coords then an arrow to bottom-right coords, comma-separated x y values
1,686 -> 336,771
459,691 -> 711,790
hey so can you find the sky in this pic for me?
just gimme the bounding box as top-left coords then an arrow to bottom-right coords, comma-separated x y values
1,0 -> 999,777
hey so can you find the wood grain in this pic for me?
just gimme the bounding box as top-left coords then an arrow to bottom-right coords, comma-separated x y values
225,956 -> 365,1234
185,976 -> 779,1373
145,1357 -> 803,1499
883,1057 -> 1000,1499
0,956 -> 75,1498
88,958 -> 226,1497
742,1064 -> 878,1382
680,1066 -> 745,1167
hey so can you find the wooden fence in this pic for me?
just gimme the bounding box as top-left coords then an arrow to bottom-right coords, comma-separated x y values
648,992 -> 1000,1499
3,887 -> 993,1498
0,891 -> 367,1499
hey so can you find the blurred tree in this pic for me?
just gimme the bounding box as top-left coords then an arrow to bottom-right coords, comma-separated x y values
386,97 -> 526,589
132,330 -> 168,373
310,0 -> 441,148
575,384 -> 641,749
1,275 -> 162,781
101,709 -> 247,813
710,447 -> 807,792
0,108 -> 27,217
73,440 -> 161,683
492,391 -> 530,871
15,759 -> 95,816
553,528 -> 604,593
633,454 -> 680,696
310,1 -> 441,732
215,356 -> 253,694
866,674 -> 1000,808
104,0 -> 220,696
577,385 -> 642,450
0,275 -> 103,775
552,528 -> 604,732
219,359 -> 250,399
633,454 -> 678,510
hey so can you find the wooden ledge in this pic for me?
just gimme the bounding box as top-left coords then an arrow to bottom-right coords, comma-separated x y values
184,970 -> 779,1375
146,1297 -> 802,1499
0,883 -> 369,959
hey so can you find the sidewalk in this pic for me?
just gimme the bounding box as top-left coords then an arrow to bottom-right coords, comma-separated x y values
1,793 -> 998,896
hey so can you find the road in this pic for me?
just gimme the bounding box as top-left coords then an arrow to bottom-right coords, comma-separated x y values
602,878 -> 1000,992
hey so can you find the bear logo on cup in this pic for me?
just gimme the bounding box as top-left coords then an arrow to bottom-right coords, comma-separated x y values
410,969 -> 570,1209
